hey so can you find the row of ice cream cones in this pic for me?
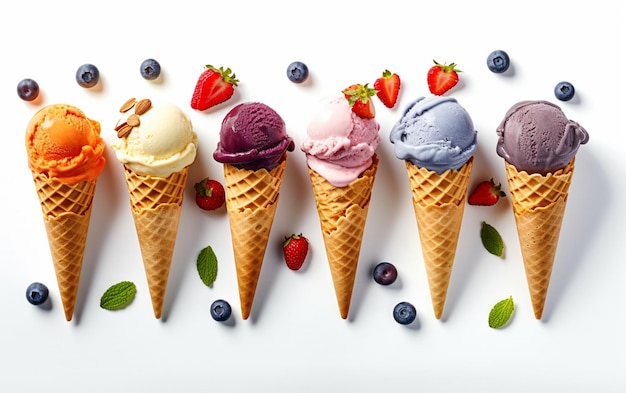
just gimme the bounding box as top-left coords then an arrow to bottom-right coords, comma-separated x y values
31,149 -> 575,323
30,100 -> 580,322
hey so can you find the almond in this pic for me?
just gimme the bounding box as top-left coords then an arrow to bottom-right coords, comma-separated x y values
114,121 -> 126,131
134,98 -> 152,115
119,98 -> 136,113
116,123 -> 133,138
127,114 -> 141,127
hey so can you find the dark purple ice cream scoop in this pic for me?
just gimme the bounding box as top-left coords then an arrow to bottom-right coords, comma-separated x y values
213,102 -> 294,171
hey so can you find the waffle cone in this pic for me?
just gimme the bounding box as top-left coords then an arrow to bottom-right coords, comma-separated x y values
404,158 -> 473,319
123,166 -> 189,319
223,158 -> 287,320
31,171 -> 96,321
308,155 -> 378,319
504,159 -> 574,319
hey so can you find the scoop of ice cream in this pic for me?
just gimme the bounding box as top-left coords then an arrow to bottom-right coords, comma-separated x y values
496,100 -> 589,174
111,99 -> 198,177
213,102 -> 295,171
26,104 -> 106,184
389,96 -> 477,174
301,96 -> 380,187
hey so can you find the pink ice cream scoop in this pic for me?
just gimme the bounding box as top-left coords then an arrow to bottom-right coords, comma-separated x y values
213,102 -> 295,171
301,96 -> 380,187
496,100 -> 589,174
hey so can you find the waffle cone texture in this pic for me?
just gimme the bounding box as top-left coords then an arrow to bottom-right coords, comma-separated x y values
31,171 -> 96,321
505,158 -> 574,319
123,166 -> 188,319
223,158 -> 287,320
308,155 -> 379,319
404,157 -> 473,320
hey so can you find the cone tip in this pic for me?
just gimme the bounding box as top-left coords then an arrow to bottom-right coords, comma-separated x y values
63,306 -> 74,321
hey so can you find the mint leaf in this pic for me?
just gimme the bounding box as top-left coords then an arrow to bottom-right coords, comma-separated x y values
480,221 -> 504,257
197,245 -> 218,287
100,281 -> 136,310
488,296 -> 515,328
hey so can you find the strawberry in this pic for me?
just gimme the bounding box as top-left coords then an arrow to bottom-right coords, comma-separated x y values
190,65 -> 239,111
427,60 -> 461,96
194,177 -> 226,211
283,234 -> 309,271
468,179 -> 506,206
342,83 -> 377,119
374,70 -> 401,108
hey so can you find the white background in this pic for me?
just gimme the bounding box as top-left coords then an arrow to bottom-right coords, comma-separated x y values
1,1 -> 624,391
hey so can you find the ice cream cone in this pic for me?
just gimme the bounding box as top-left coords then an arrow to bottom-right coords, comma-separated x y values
504,158 -> 574,319
31,171 -> 96,321
404,157 -> 473,319
123,166 -> 189,319
223,157 -> 287,320
308,155 -> 378,319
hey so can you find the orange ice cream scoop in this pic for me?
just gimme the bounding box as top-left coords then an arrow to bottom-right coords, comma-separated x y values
26,104 -> 106,184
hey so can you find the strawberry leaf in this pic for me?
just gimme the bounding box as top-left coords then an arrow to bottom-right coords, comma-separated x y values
488,296 -> 515,328
100,281 -> 136,310
480,221 -> 504,257
197,245 -> 218,287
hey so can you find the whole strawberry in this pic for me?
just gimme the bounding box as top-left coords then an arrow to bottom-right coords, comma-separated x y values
427,60 -> 461,96
374,70 -> 401,108
190,65 -> 239,111
194,177 -> 226,211
342,83 -> 377,119
468,178 -> 506,206
283,234 -> 309,271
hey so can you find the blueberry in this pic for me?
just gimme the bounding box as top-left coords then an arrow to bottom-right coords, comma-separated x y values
373,262 -> 398,285
26,282 -> 49,306
554,81 -> 575,101
140,58 -> 161,80
286,61 -> 309,83
393,301 -> 416,325
17,78 -> 40,101
210,299 -> 232,322
76,63 -> 100,88
486,50 -> 510,73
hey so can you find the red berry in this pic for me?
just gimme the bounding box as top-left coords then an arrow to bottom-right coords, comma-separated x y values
283,234 -> 309,271
468,178 -> 506,206
194,177 -> 226,211
190,65 -> 238,111
427,60 -> 461,96
342,83 -> 377,119
374,70 -> 401,108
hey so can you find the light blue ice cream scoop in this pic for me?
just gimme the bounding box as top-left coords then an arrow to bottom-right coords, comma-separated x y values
389,96 -> 477,174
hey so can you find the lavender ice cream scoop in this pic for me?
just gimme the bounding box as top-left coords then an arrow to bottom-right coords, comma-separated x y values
213,102 -> 295,171
389,96 -> 477,174
496,100 -> 589,174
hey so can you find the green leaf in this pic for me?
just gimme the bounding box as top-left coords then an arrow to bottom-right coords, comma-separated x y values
100,281 -> 136,310
488,296 -> 515,328
480,221 -> 504,257
197,245 -> 218,287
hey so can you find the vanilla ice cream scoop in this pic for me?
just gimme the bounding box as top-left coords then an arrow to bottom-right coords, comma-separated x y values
111,98 -> 198,177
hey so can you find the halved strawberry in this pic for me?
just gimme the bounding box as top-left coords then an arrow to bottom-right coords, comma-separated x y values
190,65 -> 239,111
342,83 -> 377,119
468,178 -> 506,206
427,60 -> 461,96
374,70 -> 401,108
